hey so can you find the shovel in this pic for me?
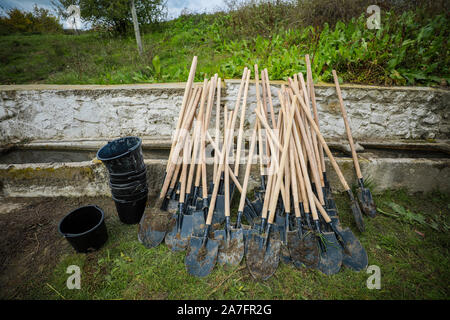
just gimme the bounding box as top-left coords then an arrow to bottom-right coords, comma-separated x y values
272,93 -> 319,269
138,81 -> 201,249
165,80 -> 211,251
286,88 -> 342,274
165,162 -> 182,214
235,122 -> 259,257
313,195 -> 368,271
251,66 -> 269,211
189,76 -> 217,230
185,107 -> 237,277
215,137 -> 244,267
166,79 -> 214,251
246,93 -> 295,281
305,55 -> 333,202
165,128 -> 197,251
213,68 -> 248,224
333,70 -> 377,218
292,86 -> 366,233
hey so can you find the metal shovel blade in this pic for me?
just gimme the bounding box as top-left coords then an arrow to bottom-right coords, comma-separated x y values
185,236 -> 219,277
275,209 -> 287,244
215,228 -> 245,267
357,187 -> 377,218
246,232 -> 281,281
212,194 -> 226,225
244,200 -> 261,221
330,217 -> 368,271
165,213 -> 198,251
317,232 -> 343,275
242,225 -> 256,256
191,209 -> 207,237
280,243 -> 292,264
349,193 -> 365,232
167,199 -> 179,215
138,206 -> 173,249
287,231 -> 319,269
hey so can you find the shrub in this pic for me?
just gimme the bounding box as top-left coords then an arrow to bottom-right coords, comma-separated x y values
0,6 -> 63,35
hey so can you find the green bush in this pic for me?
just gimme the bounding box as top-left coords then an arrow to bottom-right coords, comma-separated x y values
216,10 -> 449,85
0,6 -> 63,35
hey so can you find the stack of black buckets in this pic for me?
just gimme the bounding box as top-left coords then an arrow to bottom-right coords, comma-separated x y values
97,136 -> 148,224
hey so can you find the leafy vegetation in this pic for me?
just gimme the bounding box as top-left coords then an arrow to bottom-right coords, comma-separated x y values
17,189 -> 449,300
0,6 -> 63,35
0,2 -> 448,85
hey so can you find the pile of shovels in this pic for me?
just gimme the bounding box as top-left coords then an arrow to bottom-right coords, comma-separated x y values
138,56 -> 377,279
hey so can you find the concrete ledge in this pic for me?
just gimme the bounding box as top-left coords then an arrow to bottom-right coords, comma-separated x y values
1,157 -> 448,198
1,81 -> 449,93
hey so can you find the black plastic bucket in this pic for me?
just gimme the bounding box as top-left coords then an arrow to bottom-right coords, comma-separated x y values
109,168 -> 147,184
109,175 -> 147,188
97,137 -> 145,174
110,181 -> 148,196
112,194 -> 147,224
58,205 -> 108,253
112,188 -> 148,202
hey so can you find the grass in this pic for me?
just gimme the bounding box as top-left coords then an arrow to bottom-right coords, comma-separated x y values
25,189 -> 449,300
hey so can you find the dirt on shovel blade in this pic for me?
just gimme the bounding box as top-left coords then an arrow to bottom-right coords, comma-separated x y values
246,233 -> 281,280
287,231 -> 319,269
217,230 -> 244,266
197,245 -> 208,262
141,205 -> 174,232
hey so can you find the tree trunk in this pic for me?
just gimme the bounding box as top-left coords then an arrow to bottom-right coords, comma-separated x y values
130,0 -> 143,56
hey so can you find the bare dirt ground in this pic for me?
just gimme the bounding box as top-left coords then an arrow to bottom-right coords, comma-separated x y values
0,196 -> 117,299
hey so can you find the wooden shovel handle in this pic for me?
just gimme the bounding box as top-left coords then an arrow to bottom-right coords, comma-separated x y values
297,73 -> 324,187
169,162 -> 182,191
313,194 -> 331,223
281,87 -> 307,211
260,170 -> 273,220
332,70 -> 363,180
287,87 -> 325,205
254,65 -> 267,178
206,105 -> 235,225
238,121 -> 258,212
291,112 -> 310,213
186,79 -> 209,195
206,131 -> 243,194
267,94 -> 296,224
280,90 -> 318,221
179,128 -> 193,204
305,55 -> 326,173
289,134 -> 301,218
224,115 -> 231,218
294,83 -> 352,192
167,56 -> 197,170
219,68 -> 248,177
198,77 -> 216,200
214,78 -> 221,181
159,85 -> 201,199
234,70 -> 251,176
264,69 -> 277,129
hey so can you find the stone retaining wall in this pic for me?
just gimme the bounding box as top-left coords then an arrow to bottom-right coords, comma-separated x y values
0,82 -> 449,144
